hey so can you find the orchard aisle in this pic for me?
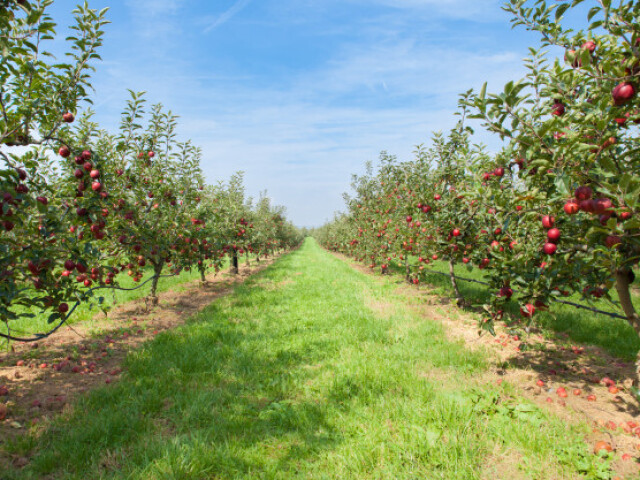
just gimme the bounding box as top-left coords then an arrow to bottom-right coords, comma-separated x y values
7,239 -> 606,479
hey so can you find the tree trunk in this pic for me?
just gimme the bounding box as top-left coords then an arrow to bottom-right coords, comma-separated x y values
615,268 -> 640,334
615,268 -> 640,387
231,251 -> 239,275
405,256 -> 410,283
256,255 -> 260,263
449,259 -> 463,304
149,259 -> 165,305
199,266 -> 207,285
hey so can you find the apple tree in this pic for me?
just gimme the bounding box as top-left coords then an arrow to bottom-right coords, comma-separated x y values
0,1 -> 110,332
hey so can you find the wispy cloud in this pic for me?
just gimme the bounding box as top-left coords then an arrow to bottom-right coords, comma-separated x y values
345,0 -> 503,20
125,0 -> 184,17
79,0 -> 529,226
203,0 -> 252,33
89,39 -> 523,226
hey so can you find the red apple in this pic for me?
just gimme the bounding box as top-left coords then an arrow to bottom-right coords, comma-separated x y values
564,199 -> 579,215
575,185 -> 592,201
593,197 -> 613,214
619,209 -> 633,221
605,235 -> 621,248
612,82 -> 636,106
520,303 -> 535,318
582,40 -> 596,52
498,286 -> 513,298
580,199 -> 595,213
62,112 -> 75,123
594,441 -> 612,454
551,102 -> 565,116
547,228 -> 561,242
599,213 -> 612,226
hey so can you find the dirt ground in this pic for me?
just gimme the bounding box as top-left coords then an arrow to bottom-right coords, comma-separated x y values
0,256 -> 279,470
335,252 -> 640,479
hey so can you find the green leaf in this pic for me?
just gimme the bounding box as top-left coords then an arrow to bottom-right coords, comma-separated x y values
587,5 -> 601,21
597,155 -> 617,174
555,3 -> 569,21
478,82 -> 487,102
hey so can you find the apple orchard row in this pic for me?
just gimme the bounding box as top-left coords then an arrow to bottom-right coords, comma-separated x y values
0,2 -> 302,336
314,0 -> 640,353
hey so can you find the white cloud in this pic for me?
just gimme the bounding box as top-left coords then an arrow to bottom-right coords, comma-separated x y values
89,40 -> 523,226
203,0 -> 252,33
85,0 -> 527,227
125,0 -> 184,16
346,0 -> 504,20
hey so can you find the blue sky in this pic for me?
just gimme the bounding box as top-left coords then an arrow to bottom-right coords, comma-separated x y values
48,0 -> 542,227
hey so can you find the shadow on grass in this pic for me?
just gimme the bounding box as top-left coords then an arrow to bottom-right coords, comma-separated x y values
387,261 -> 640,361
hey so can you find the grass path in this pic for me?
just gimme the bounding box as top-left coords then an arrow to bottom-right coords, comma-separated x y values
5,239 -> 609,479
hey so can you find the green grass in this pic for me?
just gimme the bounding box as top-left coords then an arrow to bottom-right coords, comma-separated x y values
2,238 -> 610,479
0,259 -> 230,347
389,257 -> 640,361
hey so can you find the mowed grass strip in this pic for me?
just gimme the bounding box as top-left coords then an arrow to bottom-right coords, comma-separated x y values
4,239 -> 605,479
